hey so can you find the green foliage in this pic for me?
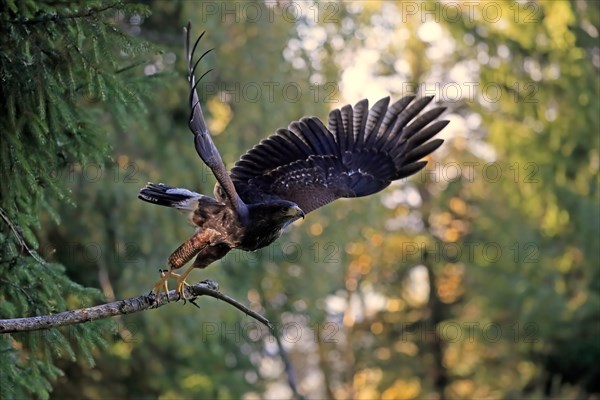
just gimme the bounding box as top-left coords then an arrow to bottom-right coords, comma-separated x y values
0,1 -> 154,398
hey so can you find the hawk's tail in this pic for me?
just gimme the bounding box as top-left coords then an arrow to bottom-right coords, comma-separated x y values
138,183 -> 202,211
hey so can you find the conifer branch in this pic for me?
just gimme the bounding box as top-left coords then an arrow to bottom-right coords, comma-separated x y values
6,3 -> 121,25
0,280 -> 272,334
0,207 -> 46,266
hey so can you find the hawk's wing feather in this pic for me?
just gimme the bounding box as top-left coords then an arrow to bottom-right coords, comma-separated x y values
230,96 -> 448,214
364,97 -> 390,147
184,24 -> 247,216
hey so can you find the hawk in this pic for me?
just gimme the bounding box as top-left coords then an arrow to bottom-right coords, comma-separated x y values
139,24 -> 449,299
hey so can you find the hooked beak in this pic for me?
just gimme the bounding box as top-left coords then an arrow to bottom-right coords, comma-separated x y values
289,205 -> 305,219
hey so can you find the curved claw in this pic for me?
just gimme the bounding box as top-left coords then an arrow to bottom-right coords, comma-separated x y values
189,298 -> 201,309
175,278 -> 191,302
150,269 -> 181,305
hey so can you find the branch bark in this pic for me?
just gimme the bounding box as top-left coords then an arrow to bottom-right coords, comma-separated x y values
0,280 -> 271,334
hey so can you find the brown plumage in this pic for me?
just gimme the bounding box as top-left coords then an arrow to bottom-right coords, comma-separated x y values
139,23 -> 449,300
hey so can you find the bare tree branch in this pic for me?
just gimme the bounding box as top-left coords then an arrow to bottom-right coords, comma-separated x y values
273,330 -> 305,400
0,280 -> 271,334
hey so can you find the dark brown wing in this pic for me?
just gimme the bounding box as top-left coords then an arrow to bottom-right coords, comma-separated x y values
230,96 -> 449,214
185,23 -> 247,216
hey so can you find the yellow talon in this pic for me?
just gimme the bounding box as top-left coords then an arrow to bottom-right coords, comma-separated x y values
151,269 -> 180,304
151,264 -> 196,303
176,279 -> 190,301
174,264 -> 196,301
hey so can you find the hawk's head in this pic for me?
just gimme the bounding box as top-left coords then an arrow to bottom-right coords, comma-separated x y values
240,200 -> 305,250
252,200 -> 305,225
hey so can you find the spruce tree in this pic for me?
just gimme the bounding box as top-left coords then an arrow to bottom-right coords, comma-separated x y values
0,1 -> 154,398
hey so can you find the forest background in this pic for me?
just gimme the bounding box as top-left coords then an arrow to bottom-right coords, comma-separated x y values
1,0 -> 598,399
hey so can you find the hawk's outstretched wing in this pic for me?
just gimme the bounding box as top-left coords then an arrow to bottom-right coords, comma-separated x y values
185,24 -> 247,216
230,96 -> 448,213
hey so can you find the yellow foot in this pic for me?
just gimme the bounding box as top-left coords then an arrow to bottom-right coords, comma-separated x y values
173,264 -> 196,302
175,276 -> 191,301
150,269 -> 180,304
150,265 -> 196,304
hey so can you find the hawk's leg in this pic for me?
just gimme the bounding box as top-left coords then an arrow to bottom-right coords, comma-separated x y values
173,263 -> 195,300
151,230 -> 212,303
174,243 -> 231,301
